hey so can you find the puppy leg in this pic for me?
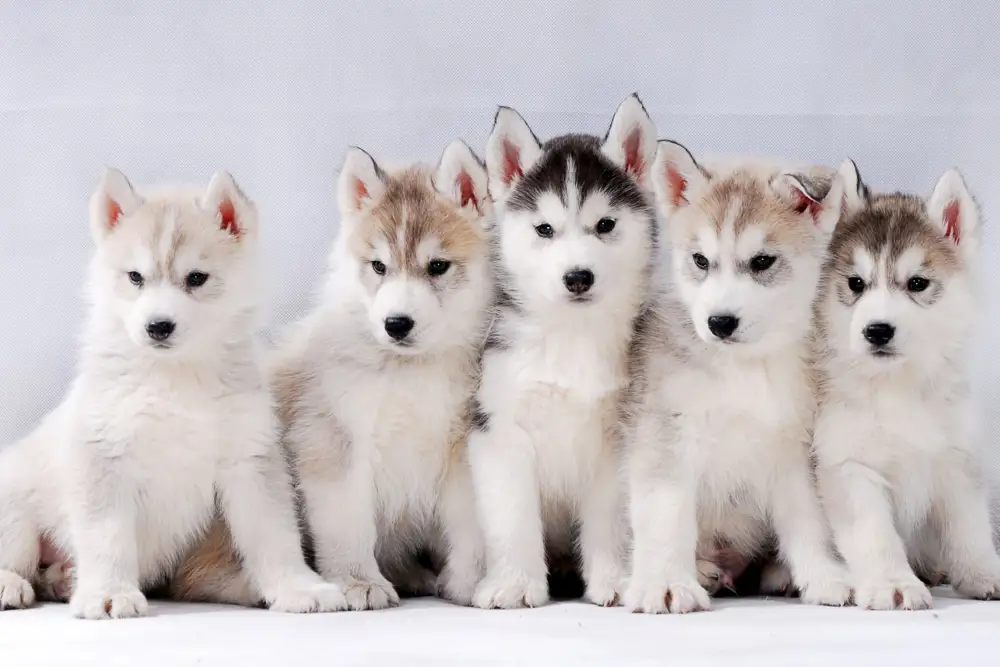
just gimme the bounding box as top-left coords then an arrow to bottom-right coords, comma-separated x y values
934,465 -> 1000,600
819,462 -> 931,610
579,451 -> 626,607
0,450 -> 40,610
435,456 -> 484,606
468,423 -> 549,609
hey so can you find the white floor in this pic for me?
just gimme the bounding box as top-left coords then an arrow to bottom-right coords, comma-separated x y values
1,589 -> 998,667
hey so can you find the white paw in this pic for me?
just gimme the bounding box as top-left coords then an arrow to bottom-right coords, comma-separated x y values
35,561 -> 75,602
268,580 -> 348,613
855,578 -> 932,611
70,584 -> 148,620
0,570 -> 35,610
623,577 -> 711,614
437,567 -> 479,606
951,570 -> 1000,601
472,572 -> 549,609
337,575 -> 399,611
584,571 -> 624,607
696,559 -> 730,596
799,576 -> 852,607
758,560 -> 794,597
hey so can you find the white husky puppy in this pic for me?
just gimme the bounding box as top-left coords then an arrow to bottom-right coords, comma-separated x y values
0,168 -> 345,618
261,141 -> 493,611
813,164 -> 1000,609
624,142 -> 853,613
469,94 -> 658,609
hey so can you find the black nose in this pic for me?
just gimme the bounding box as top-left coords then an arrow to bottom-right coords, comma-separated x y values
146,319 -> 176,342
563,269 -> 595,295
707,314 -> 739,339
384,316 -> 415,341
863,322 -> 895,347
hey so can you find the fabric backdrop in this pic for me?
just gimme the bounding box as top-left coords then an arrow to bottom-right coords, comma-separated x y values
1,1 -> 997,524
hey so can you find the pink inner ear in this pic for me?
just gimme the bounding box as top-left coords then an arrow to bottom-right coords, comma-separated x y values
943,200 -> 961,244
219,199 -> 240,236
623,129 -> 645,178
501,139 -> 523,185
790,188 -> 822,221
456,170 -> 480,212
353,178 -> 370,210
106,197 -> 123,229
665,163 -> 688,207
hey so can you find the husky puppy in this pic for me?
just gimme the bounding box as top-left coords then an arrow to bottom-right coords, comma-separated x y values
468,94 -> 657,609
0,169 -> 345,618
813,164 -> 1000,609
624,142 -> 853,613
259,140 -> 493,611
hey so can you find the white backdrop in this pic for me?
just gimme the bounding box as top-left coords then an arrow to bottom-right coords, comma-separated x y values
1,1 -> 998,521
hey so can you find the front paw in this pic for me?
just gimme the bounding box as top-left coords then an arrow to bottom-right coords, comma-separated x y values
70,584 -> 147,620
472,571 -> 549,609
951,570 -> 1000,601
696,559 -> 731,596
268,579 -> 348,613
336,575 -> 399,611
623,577 -> 711,614
855,578 -> 932,610
0,570 -> 35,610
437,567 -> 479,606
584,571 -> 624,607
799,575 -> 852,607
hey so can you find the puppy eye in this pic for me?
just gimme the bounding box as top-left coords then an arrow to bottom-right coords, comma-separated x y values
185,271 -> 209,289
692,253 -> 709,270
428,259 -> 451,276
907,276 -> 930,293
127,271 -> 144,287
749,254 -> 776,272
534,223 -> 554,238
848,276 -> 865,294
595,218 -> 616,235
371,260 -> 386,276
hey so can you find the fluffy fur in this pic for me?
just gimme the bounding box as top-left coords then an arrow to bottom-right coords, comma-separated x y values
468,94 -> 658,609
813,163 -> 1000,609
624,141 -> 852,613
0,168 -> 345,618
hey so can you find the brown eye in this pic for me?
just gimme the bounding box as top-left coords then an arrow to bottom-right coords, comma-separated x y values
749,255 -> 776,272
692,253 -> 709,270
848,276 -> 865,294
907,276 -> 930,293
371,260 -> 386,276
428,260 -> 451,276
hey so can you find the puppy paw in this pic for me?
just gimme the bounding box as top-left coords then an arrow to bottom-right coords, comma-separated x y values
268,579 -> 348,613
0,570 -> 35,610
799,576 -> 852,607
951,570 -> 1000,601
71,584 -> 147,620
855,578 -> 932,611
624,578 -> 711,614
337,575 -> 399,611
472,572 -> 549,609
584,571 -> 624,607
758,559 -> 794,597
696,559 -> 731,596
35,561 -> 76,602
436,567 -> 479,606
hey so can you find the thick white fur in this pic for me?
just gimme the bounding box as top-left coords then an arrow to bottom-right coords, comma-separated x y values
624,144 -> 852,613
0,169 -> 345,618
470,95 -> 657,609
814,169 -> 1000,610
279,141 -> 493,610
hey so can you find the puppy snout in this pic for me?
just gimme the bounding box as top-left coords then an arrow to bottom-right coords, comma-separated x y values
384,315 -> 415,341
863,322 -> 895,347
145,319 -> 176,342
707,314 -> 739,340
563,268 -> 595,295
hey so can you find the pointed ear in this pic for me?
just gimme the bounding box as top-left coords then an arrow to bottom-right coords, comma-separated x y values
202,171 -> 256,238
927,168 -> 980,254
770,171 -> 844,235
601,93 -> 657,181
652,140 -> 710,214
89,167 -> 142,240
337,147 -> 387,217
485,106 -> 542,203
435,139 -> 490,221
837,158 -> 868,217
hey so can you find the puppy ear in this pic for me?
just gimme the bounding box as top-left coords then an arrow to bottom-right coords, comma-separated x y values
652,140 -> 710,214
89,167 -> 143,240
601,93 -> 657,182
338,147 -> 387,217
770,171 -> 844,235
927,168 -> 981,256
202,171 -> 256,238
485,106 -> 542,203
435,139 -> 491,223
837,158 -> 869,217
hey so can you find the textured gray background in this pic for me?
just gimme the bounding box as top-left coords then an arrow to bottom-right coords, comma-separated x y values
0,2 -> 997,521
